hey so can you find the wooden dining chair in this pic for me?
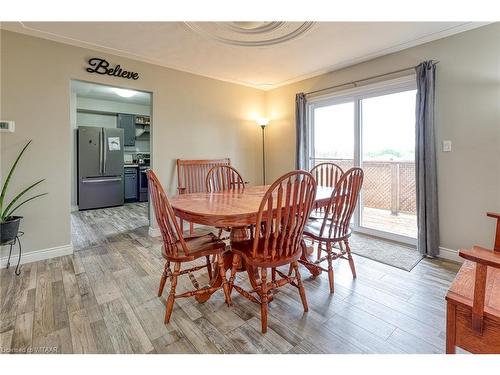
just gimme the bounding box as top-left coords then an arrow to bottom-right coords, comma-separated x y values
206,165 -> 246,240
176,158 -> 231,234
206,165 -> 245,192
310,162 -> 344,189
302,167 -> 364,293
309,162 -> 344,259
228,170 -> 317,333
147,170 -> 232,324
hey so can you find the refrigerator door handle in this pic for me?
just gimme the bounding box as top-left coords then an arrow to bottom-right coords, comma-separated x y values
82,177 -> 122,183
102,128 -> 107,174
98,129 -> 103,175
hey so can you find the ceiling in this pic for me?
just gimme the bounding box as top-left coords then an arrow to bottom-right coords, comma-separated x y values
2,22 -> 488,90
71,80 -> 151,105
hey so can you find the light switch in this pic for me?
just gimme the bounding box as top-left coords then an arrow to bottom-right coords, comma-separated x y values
442,140 -> 452,152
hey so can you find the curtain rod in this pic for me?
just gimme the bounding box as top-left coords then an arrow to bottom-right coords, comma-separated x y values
304,61 -> 439,97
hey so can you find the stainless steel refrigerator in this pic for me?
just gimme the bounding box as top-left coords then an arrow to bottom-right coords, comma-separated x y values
77,126 -> 124,210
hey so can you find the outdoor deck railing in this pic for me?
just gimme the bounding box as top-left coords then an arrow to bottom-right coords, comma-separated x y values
310,158 -> 416,215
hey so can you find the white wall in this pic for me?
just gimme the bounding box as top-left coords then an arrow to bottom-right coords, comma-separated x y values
76,112 -> 117,128
266,23 -> 500,253
76,96 -> 151,116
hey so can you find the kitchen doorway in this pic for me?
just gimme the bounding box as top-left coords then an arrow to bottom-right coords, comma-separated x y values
69,80 -> 153,251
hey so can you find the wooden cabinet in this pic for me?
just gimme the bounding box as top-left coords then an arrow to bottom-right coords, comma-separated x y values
118,114 -> 136,146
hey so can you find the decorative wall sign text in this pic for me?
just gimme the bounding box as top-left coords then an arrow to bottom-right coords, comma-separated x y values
86,58 -> 139,80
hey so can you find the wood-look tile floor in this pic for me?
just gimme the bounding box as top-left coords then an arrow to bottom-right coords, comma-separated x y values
0,203 -> 461,354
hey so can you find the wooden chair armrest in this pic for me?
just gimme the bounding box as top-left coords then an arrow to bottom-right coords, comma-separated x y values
459,246 -> 500,333
459,246 -> 500,268
487,212 -> 500,219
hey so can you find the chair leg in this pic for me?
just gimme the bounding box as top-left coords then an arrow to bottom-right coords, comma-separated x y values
260,268 -> 268,333
344,240 -> 356,278
205,255 -> 213,280
164,262 -> 180,324
316,241 -> 322,261
158,260 -> 170,297
271,268 -> 276,283
326,242 -> 334,294
228,253 -> 240,295
189,222 -> 194,235
217,254 -> 232,306
217,228 -> 223,239
292,261 -> 308,312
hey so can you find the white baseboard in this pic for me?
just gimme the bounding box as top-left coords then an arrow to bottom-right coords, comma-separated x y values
0,243 -> 74,269
438,246 -> 463,263
149,226 -> 161,237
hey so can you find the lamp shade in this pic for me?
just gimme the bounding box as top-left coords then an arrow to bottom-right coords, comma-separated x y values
257,117 -> 269,127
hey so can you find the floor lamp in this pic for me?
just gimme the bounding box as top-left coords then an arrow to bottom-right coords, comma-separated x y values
257,118 -> 269,184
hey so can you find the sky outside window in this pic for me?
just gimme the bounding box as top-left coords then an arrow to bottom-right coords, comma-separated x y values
314,101 -> 354,160
362,89 -> 416,161
313,89 -> 416,162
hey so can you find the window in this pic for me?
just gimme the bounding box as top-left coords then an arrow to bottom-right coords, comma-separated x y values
307,76 -> 417,243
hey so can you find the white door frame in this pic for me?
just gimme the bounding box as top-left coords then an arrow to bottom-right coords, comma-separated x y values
306,75 -> 418,246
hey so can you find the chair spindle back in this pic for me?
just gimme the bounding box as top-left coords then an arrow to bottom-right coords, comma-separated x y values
320,167 -> 364,239
206,165 -> 245,192
253,171 -> 317,262
177,158 -> 230,194
310,162 -> 344,188
147,170 -> 189,257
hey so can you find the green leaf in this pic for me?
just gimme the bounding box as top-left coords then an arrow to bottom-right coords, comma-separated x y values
1,179 -> 45,220
0,140 -> 32,215
3,193 -> 48,219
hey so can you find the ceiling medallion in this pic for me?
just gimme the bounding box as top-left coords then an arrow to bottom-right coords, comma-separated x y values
184,22 -> 315,47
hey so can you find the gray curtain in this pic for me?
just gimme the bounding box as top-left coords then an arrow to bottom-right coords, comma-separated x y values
415,61 -> 440,257
295,93 -> 308,169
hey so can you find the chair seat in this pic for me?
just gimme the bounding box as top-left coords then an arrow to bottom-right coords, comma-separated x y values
303,219 -> 351,242
231,238 -> 301,267
162,232 -> 226,261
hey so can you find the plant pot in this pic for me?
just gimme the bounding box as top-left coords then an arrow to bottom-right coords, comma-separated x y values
0,216 -> 22,245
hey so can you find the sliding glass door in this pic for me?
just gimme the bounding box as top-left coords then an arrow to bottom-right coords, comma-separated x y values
308,77 -> 417,244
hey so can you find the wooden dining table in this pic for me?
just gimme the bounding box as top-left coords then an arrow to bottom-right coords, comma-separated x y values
170,184 -> 333,302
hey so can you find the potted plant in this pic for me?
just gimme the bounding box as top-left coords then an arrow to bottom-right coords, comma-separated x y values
0,140 -> 47,244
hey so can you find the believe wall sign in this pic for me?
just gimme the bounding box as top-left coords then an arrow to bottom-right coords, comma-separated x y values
86,58 -> 139,80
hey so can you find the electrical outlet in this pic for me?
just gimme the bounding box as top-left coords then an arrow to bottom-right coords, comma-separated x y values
442,140 -> 452,152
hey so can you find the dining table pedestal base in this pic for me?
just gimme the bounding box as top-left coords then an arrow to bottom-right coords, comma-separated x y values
195,226 -> 260,303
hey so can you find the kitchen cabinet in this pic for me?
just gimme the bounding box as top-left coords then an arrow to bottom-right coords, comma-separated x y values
124,167 -> 138,201
118,114 -> 136,146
